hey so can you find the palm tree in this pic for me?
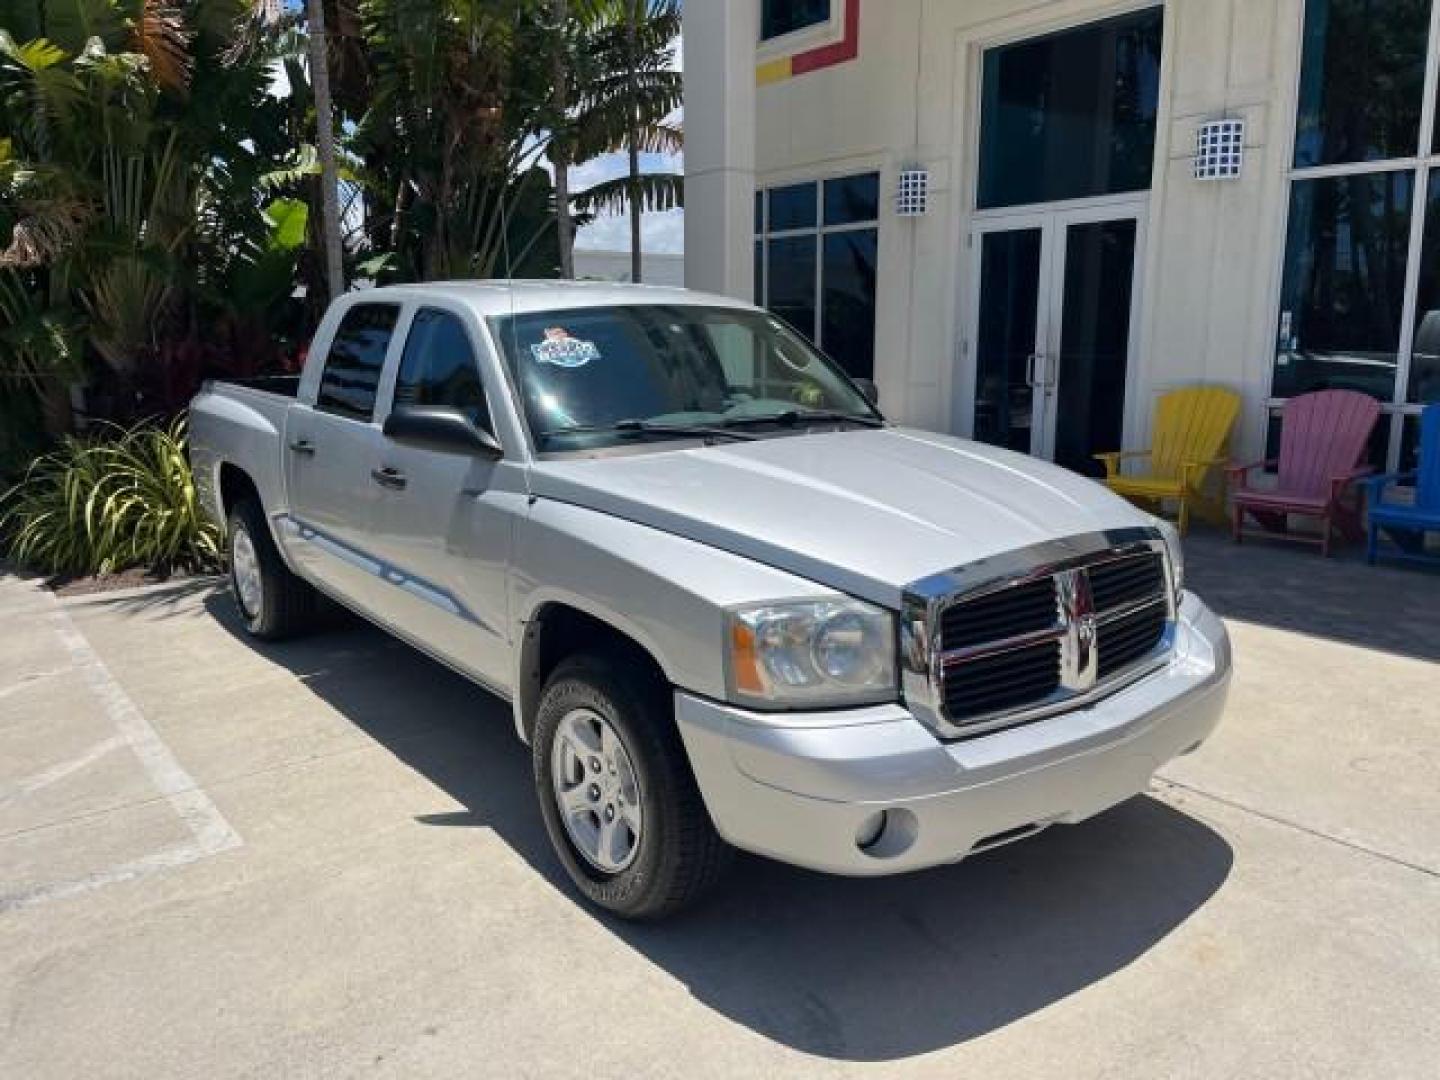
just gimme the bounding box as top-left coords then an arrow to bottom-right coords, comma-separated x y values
305,0 -> 345,300
550,0 -> 575,277
570,0 -> 683,283
353,0 -> 559,281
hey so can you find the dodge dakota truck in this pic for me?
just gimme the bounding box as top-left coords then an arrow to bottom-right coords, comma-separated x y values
189,281 -> 1231,919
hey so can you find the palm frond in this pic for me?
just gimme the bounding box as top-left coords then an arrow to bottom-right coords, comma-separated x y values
573,171 -> 682,215
131,0 -> 194,95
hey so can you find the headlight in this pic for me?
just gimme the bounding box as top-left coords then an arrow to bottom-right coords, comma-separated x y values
726,598 -> 897,708
1153,517 -> 1185,599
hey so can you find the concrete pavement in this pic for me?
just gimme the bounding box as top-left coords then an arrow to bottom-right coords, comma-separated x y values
1,536 -> 1437,1078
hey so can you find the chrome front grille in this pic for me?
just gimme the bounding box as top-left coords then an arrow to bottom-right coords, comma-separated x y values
901,531 -> 1176,740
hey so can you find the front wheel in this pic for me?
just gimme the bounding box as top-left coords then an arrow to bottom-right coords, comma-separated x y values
533,653 -> 732,919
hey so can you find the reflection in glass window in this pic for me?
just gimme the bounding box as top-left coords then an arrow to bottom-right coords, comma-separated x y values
1273,173 -> 1412,401
1294,0 -> 1431,168
1400,413 -> 1423,471
766,235 -> 818,340
755,172 -> 881,379
977,8 -> 1163,210
761,0 -> 831,41
768,182 -> 818,231
824,173 -> 880,226
394,309 -> 489,429
1408,175 -> 1440,403
316,304 -> 400,421
822,230 -> 878,377
973,229 -> 1043,454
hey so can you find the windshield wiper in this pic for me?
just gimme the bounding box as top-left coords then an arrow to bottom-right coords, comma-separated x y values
722,409 -> 885,429
539,419 -> 760,442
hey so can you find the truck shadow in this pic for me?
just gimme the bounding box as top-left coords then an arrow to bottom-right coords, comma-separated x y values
204,593 -> 1234,1063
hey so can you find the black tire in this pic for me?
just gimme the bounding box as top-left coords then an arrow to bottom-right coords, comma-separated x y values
533,652 -> 732,920
226,497 -> 316,641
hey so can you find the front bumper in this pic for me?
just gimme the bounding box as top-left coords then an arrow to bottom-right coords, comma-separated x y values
674,592 -> 1231,876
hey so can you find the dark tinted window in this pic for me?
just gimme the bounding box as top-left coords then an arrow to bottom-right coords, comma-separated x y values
978,8 -> 1163,209
762,0 -> 830,40
1407,173 -> 1440,403
1295,0 -> 1431,168
1274,172 -> 1411,400
767,235 -> 818,337
824,173 -> 880,226
821,229 -> 878,378
394,309 -> 490,429
489,306 -> 875,452
316,304 -> 400,421
769,182 -> 818,231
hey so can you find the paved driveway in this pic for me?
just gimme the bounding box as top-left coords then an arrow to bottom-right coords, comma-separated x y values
1,535 -> 1436,1078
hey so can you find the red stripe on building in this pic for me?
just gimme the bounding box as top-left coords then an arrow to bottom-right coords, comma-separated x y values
791,0 -> 861,76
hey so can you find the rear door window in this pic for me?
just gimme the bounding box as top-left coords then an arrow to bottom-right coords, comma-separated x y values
316,304 -> 401,421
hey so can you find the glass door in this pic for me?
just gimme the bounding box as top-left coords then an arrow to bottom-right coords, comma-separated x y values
967,206 -> 1144,472
1043,215 -> 1140,476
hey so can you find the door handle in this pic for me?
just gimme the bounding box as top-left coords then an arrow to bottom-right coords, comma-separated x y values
1026,353 -> 1044,388
370,466 -> 408,491
288,438 -> 316,456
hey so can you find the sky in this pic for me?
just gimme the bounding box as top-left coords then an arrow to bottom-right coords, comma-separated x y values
272,27 -> 687,257
570,34 -> 685,256
570,149 -> 685,255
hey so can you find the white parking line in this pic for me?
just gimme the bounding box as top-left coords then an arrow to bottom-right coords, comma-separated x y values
0,596 -> 243,913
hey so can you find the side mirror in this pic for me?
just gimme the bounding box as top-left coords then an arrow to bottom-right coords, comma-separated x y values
383,406 -> 503,458
854,378 -> 880,406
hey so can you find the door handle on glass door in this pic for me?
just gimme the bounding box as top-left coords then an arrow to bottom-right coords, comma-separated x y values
1026,353 -> 1045,388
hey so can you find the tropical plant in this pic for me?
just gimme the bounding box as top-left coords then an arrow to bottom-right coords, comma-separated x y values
0,415 -> 221,575
0,0 -> 312,422
343,0 -> 562,283
568,0 -> 682,282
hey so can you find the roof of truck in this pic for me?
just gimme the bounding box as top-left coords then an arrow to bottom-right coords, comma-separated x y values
350,280 -> 754,318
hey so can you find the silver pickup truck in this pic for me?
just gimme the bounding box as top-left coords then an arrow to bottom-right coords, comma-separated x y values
190,281 -> 1231,919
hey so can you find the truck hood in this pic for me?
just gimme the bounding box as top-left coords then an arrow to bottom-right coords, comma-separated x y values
528,427 -> 1151,607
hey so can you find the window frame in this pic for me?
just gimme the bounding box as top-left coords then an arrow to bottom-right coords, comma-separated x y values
757,0 -> 841,56
313,301 -> 403,424
387,304 -> 499,436
1274,0 -> 1440,472
754,170 -> 881,379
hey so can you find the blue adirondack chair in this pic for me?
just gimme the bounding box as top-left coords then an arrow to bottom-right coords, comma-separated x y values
1365,403 -> 1440,566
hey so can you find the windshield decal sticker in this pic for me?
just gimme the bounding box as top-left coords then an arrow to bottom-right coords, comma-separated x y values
530,328 -> 600,368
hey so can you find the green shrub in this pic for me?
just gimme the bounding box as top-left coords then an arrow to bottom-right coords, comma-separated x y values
0,416 -> 221,577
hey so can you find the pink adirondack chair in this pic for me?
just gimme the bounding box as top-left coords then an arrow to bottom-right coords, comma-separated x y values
1227,390 -> 1380,557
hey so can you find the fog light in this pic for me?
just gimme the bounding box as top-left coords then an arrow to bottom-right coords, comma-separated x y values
855,810 -> 888,851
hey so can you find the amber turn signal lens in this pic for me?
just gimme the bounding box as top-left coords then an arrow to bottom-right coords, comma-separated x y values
730,622 -> 765,695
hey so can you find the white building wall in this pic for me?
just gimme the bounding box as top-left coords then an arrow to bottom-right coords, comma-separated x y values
703,0 -> 1307,461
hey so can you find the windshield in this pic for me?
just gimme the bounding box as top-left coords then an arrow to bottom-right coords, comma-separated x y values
489,305 -> 880,452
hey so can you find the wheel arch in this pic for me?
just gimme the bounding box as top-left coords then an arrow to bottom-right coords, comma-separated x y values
516,600 -> 672,743
218,462 -> 261,526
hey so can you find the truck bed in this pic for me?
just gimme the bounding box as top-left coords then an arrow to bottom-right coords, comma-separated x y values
213,375 -> 302,398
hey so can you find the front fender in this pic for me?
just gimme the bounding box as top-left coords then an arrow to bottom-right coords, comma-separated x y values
509,498 -> 837,740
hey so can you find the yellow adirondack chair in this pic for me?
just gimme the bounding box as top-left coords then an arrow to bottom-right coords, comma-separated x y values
1095,386 -> 1241,534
